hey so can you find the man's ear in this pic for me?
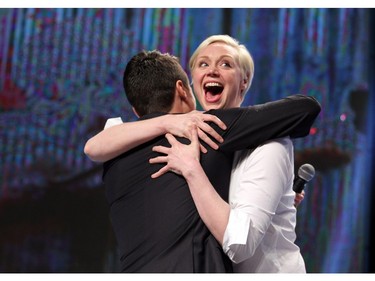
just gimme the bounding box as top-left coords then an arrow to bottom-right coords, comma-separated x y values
132,106 -> 140,118
175,80 -> 187,100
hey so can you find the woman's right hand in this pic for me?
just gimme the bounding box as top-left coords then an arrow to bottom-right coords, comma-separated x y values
149,126 -> 201,179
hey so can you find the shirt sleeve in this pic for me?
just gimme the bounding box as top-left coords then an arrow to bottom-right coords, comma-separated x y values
222,138 -> 294,263
104,117 -> 123,130
206,94 -> 320,152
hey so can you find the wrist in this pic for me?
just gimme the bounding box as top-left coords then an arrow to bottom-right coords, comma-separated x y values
182,158 -> 203,179
159,115 -> 171,134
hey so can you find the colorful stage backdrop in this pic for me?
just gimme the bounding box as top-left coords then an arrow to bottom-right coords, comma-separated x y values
0,8 -> 373,272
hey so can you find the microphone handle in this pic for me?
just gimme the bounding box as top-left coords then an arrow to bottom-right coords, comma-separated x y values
293,177 -> 306,193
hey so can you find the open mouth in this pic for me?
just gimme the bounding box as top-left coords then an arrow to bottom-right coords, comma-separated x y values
204,82 -> 223,103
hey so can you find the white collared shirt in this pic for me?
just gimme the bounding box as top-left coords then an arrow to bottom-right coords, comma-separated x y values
223,137 -> 306,273
104,117 -> 123,129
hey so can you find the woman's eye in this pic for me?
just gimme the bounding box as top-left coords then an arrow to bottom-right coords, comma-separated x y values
199,62 -> 208,67
221,62 -> 231,67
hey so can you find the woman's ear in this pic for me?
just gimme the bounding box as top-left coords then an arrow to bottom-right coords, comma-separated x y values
240,74 -> 250,95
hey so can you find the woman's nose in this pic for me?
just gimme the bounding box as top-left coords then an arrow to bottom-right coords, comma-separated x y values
208,66 -> 219,76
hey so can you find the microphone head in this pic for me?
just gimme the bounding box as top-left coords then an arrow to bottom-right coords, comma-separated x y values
298,163 -> 315,182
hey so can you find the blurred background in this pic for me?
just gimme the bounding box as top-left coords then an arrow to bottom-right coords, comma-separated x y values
0,8 -> 374,273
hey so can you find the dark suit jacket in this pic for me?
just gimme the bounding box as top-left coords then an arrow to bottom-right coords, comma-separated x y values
103,95 -> 321,273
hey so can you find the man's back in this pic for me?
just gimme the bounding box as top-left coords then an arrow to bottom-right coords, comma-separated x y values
103,116 -> 232,272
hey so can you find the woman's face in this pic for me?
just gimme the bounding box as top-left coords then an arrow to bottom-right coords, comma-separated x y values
191,42 -> 248,110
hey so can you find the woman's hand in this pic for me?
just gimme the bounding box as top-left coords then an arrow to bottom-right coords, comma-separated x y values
149,126 -> 201,178
294,190 -> 305,207
165,111 -> 226,153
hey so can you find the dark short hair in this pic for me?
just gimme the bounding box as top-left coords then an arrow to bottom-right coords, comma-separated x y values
123,50 -> 190,116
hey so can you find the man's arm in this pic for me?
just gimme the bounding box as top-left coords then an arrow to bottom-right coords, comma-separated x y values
84,111 -> 227,162
207,94 -> 321,152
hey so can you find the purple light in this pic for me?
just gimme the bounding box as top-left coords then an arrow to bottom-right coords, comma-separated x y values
340,113 -> 347,121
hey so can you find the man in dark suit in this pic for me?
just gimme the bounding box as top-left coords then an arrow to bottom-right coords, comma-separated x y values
95,50 -> 320,272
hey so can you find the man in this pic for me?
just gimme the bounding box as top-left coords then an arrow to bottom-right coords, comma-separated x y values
84,50 -> 320,272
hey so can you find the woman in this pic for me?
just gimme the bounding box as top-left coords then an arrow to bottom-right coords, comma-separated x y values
150,35 -> 307,273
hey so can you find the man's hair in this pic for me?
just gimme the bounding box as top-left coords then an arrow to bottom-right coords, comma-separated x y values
123,50 -> 190,116
189,34 -> 254,96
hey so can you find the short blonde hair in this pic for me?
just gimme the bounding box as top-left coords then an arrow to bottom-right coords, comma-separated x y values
189,35 -> 254,96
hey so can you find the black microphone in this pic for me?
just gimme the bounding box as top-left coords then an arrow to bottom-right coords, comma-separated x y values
293,164 -> 315,193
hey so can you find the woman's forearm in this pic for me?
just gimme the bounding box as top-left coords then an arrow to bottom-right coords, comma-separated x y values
182,160 -> 230,245
85,111 -> 226,163
84,115 -> 170,162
